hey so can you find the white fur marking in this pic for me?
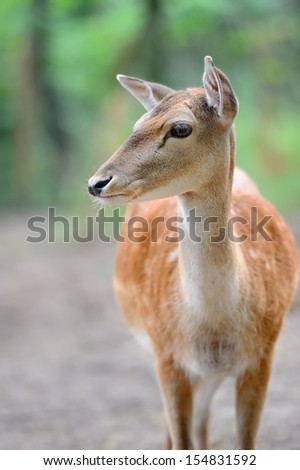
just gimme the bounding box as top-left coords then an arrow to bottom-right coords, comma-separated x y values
249,249 -> 259,259
168,248 -> 178,263
134,331 -> 153,354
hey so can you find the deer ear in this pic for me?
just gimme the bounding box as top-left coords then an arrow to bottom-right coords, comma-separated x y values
203,56 -> 239,126
116,75 -> 174,111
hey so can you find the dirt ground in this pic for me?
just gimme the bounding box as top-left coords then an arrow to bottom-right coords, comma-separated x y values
0,212 -> 299,450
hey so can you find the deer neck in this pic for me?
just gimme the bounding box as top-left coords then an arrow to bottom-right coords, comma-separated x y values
176,128 -> 241,315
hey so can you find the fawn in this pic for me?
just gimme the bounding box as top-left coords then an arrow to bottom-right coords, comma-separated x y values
88,57 -> 298,449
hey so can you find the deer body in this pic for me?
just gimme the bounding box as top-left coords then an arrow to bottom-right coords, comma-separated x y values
88,57 -> 298,449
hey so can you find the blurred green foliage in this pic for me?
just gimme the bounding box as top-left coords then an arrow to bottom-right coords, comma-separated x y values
0,0 -> 299,211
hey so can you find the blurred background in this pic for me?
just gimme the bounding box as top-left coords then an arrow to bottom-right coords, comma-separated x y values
0,0 -> 299,449
1,0 -> 300,210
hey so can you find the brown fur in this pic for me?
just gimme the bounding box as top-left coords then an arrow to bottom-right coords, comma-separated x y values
114,192 -> 297,449
89,58 -> 298,449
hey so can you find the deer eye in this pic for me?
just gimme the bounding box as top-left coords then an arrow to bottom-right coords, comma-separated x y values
170,123 -> 192,138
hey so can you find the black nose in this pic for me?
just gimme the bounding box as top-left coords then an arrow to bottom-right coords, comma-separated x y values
88,177 -> 112,196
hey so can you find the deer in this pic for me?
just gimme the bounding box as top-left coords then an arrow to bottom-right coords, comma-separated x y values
88,56 -> 298,449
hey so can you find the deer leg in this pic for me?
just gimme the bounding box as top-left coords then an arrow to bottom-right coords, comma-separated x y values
236,350 -> 274,450
164,422 -> 172,450
157,358 -> 193,450
194,375 -> 223,449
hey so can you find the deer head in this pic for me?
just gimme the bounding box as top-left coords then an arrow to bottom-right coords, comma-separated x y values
88,56 -> 239,205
